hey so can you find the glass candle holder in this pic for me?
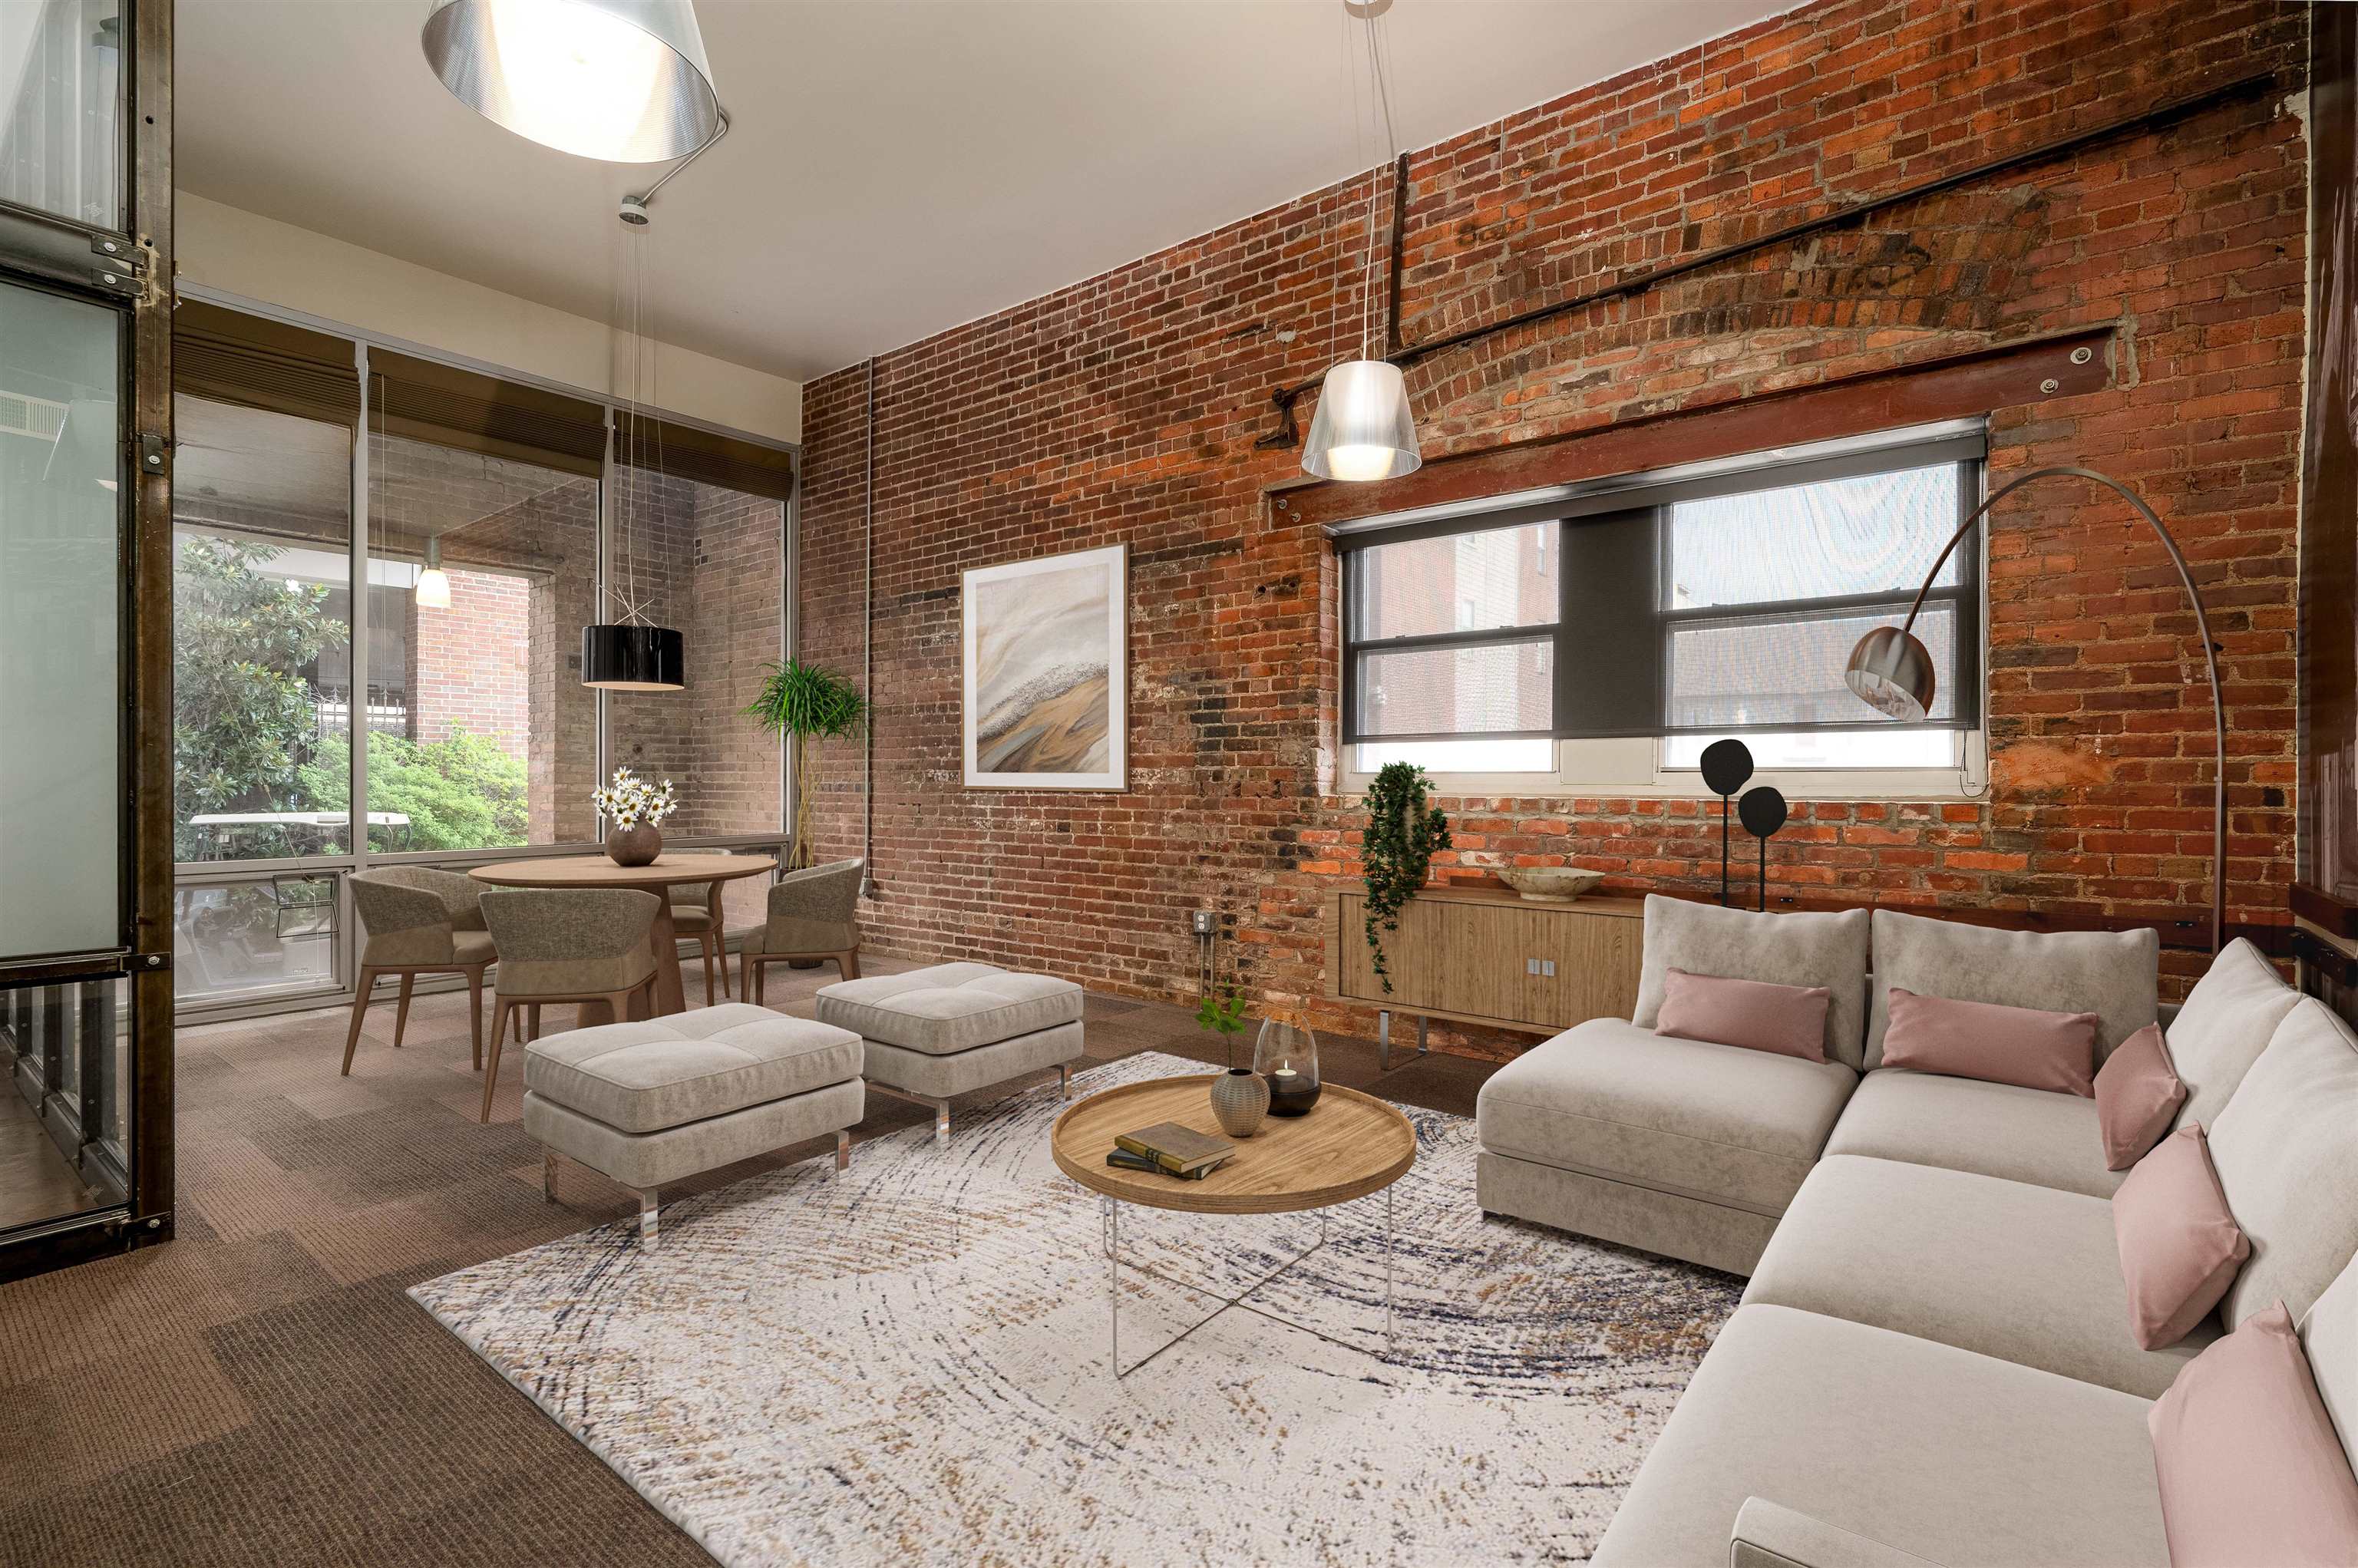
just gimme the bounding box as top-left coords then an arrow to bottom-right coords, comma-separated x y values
1252,1014 -> 1322,1117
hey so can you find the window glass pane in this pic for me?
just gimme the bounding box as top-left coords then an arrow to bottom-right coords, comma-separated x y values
1352,520 -> 1557,640
173,394 -> 355,862
0,0 -> 121,228
1668,464 -> 1961,609
1354,738 -> 1555,775
0,281 -> 117,955
1666,602 -> 1957,730
1357,639 -> 1553,738
365,429 -> 597,851
173,876 -> 340,1004
1661,728 -> 1957,771
606,464 -> 785,850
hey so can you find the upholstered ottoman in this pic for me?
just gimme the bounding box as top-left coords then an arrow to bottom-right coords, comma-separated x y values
816,962 -> 1083,1144
522,1002 -> 864,1246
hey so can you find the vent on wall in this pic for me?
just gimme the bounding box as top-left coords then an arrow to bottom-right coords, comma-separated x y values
0,390 -> 68,441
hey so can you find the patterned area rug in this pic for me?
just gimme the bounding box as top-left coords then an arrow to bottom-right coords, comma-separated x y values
411,1053 -> 1739,1566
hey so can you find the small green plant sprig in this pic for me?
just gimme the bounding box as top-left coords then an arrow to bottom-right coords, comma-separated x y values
1194,987 -> 1249,1037
1362,761 -> 1452,993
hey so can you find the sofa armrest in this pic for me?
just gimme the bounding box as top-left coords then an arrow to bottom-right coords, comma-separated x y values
1730,1499 -> 1946,1568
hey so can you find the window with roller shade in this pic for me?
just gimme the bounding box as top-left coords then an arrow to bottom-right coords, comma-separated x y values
1339,431 -> 1983,781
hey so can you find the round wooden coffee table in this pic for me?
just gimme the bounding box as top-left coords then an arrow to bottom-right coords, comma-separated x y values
469,853 -> 775,1022
1051,1073 -> 1415,1376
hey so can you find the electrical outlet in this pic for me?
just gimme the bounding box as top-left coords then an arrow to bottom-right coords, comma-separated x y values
1191,909 -> 1216,936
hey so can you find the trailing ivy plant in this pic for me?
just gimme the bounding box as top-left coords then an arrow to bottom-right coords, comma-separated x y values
1361,761 -> 1452,993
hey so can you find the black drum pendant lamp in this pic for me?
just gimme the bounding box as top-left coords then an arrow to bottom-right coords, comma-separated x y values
582,623 -> 683,691
583,181 -> 687,692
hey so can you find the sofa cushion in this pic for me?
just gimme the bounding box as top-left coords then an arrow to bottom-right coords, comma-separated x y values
2207,997 -> 2358,1329
1744,1154 -> 2214,1398
2148,1302 -> 2358,1568
1477,1017 -> 1855,1218
2300,1249 -> 2358,1465
1822,1068 -> 2125,1198
1863,909 -> 2158,1068
2113,1124 -> 2249,1351
815,962 -> 1083,1055
2167,936 -> 2302,1130
1656,969 -> 1831,1062
1633,897 -> 1872,1068
1877,987 -> 2098,1095
1589,1304 -> 2168,1568
2096,1024 -> 2186,1170
523,1005 -> 863,1134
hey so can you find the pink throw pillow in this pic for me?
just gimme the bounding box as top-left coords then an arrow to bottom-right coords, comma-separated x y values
1654,969 -> 1830,1063
2149,1302 -> 2358,1567
2112,1123 -> 2250,1349
1878,987 -> 2099,1095
2094,1022 -> 2187,1170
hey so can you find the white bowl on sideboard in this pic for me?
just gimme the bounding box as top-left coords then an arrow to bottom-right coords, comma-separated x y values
1495,867 -> 1606,903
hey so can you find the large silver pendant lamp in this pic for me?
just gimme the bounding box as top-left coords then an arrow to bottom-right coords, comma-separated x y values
1304,0 -> 1420,484
421,0 -> 722,163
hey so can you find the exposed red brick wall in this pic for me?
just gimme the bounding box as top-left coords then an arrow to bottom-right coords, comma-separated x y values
408,566 -> 529,758
797,0 -> 2308,1050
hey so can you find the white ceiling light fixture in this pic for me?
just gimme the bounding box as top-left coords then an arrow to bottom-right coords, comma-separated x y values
421,0 -> 722,163
414,537 -> 453,610
1303,0 -> 1420,484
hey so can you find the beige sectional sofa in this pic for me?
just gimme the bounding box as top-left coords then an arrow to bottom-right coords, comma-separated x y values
1472,899 -> 2358,1566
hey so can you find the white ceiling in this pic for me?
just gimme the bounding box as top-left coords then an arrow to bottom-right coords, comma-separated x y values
177,0 -> 1793,385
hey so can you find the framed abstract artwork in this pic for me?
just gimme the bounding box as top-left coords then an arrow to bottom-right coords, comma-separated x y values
962,543 -> 1128,790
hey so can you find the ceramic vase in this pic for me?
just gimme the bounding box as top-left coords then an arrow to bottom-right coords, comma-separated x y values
606,823 -> 662,867
1253,1012 -> 1323,1117
1208,1067 -> 1269,1137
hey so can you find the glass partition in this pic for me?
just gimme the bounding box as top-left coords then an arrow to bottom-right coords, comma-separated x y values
0,279 -> 119,957
0,0 -> 122,229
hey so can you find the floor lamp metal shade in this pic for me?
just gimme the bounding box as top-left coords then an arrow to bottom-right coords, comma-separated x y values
582,623 -> 684,691
1841,464 -> 2227,951
421,0 -> 722,163
1302,360 -> 1422,483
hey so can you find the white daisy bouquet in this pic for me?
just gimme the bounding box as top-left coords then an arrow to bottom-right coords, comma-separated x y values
590,767 -> 677,829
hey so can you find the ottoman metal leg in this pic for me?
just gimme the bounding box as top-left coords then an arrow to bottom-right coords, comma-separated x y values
868,1081 -> 955,1147
1058,1062 -> 1072,1101
637,1187 -> 659,1248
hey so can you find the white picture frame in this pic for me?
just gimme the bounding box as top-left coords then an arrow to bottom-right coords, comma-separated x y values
962,543 -> 1128,791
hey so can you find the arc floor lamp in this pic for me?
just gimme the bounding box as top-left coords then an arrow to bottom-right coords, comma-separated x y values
1843,465 -> 2227,952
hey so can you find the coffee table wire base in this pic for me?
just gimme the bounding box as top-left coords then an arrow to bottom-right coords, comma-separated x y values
1098,1186 -> 1396,1379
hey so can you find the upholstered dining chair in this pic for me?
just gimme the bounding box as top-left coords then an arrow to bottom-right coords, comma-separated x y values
344,867 -> 496,1077
741,857 -> 864,1003
665,848 -> 732,1005
476,887 -> 660,1122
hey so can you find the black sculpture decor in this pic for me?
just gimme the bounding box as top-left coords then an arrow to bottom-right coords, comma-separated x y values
1699,738 -> 1755,908
1738,785 -> 1789,913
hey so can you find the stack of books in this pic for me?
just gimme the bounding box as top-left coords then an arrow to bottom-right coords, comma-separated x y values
1107,1121 -> 1235,1180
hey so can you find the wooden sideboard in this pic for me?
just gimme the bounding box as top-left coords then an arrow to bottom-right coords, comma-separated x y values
1323,886 -> 1645,1065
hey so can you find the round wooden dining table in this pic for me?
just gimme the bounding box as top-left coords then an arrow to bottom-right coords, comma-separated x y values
467,853 -> 777,1023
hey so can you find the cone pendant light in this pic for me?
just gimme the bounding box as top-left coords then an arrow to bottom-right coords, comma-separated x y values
1304,0 -> 1420,484
421,0 -> 722,163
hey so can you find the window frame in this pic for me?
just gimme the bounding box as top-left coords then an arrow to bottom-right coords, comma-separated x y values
1335,422 -> 1990,799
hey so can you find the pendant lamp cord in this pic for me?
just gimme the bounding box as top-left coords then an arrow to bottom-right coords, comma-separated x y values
1359,8 -> 1398,361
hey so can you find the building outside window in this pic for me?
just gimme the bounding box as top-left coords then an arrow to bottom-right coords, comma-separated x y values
1339,423 -> 1983,793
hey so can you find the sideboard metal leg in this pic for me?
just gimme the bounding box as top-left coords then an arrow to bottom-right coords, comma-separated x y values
1378,1010 -> 1429,1071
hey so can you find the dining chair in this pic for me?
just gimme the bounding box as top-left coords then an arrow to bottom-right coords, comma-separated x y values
665,848 -> 732,1005
476,887 -> 660,1122
344,867 -> 496,1077
741,857 -> 864,1004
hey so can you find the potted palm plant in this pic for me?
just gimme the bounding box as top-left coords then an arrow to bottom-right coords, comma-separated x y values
745,657 -> 868,870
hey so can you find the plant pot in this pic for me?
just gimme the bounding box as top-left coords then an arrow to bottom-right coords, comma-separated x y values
1208,1068 -> 1269,1137
606,824 -> 662,867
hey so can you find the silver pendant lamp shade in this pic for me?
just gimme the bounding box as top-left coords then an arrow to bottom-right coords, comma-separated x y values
421,0 -> 722,163
1302,359 -> 1420,483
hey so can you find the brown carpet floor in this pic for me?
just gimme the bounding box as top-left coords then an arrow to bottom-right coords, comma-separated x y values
0,958 -> 1498,1567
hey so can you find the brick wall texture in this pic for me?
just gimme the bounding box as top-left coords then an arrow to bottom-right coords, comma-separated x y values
795,0 -> 2309,1050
